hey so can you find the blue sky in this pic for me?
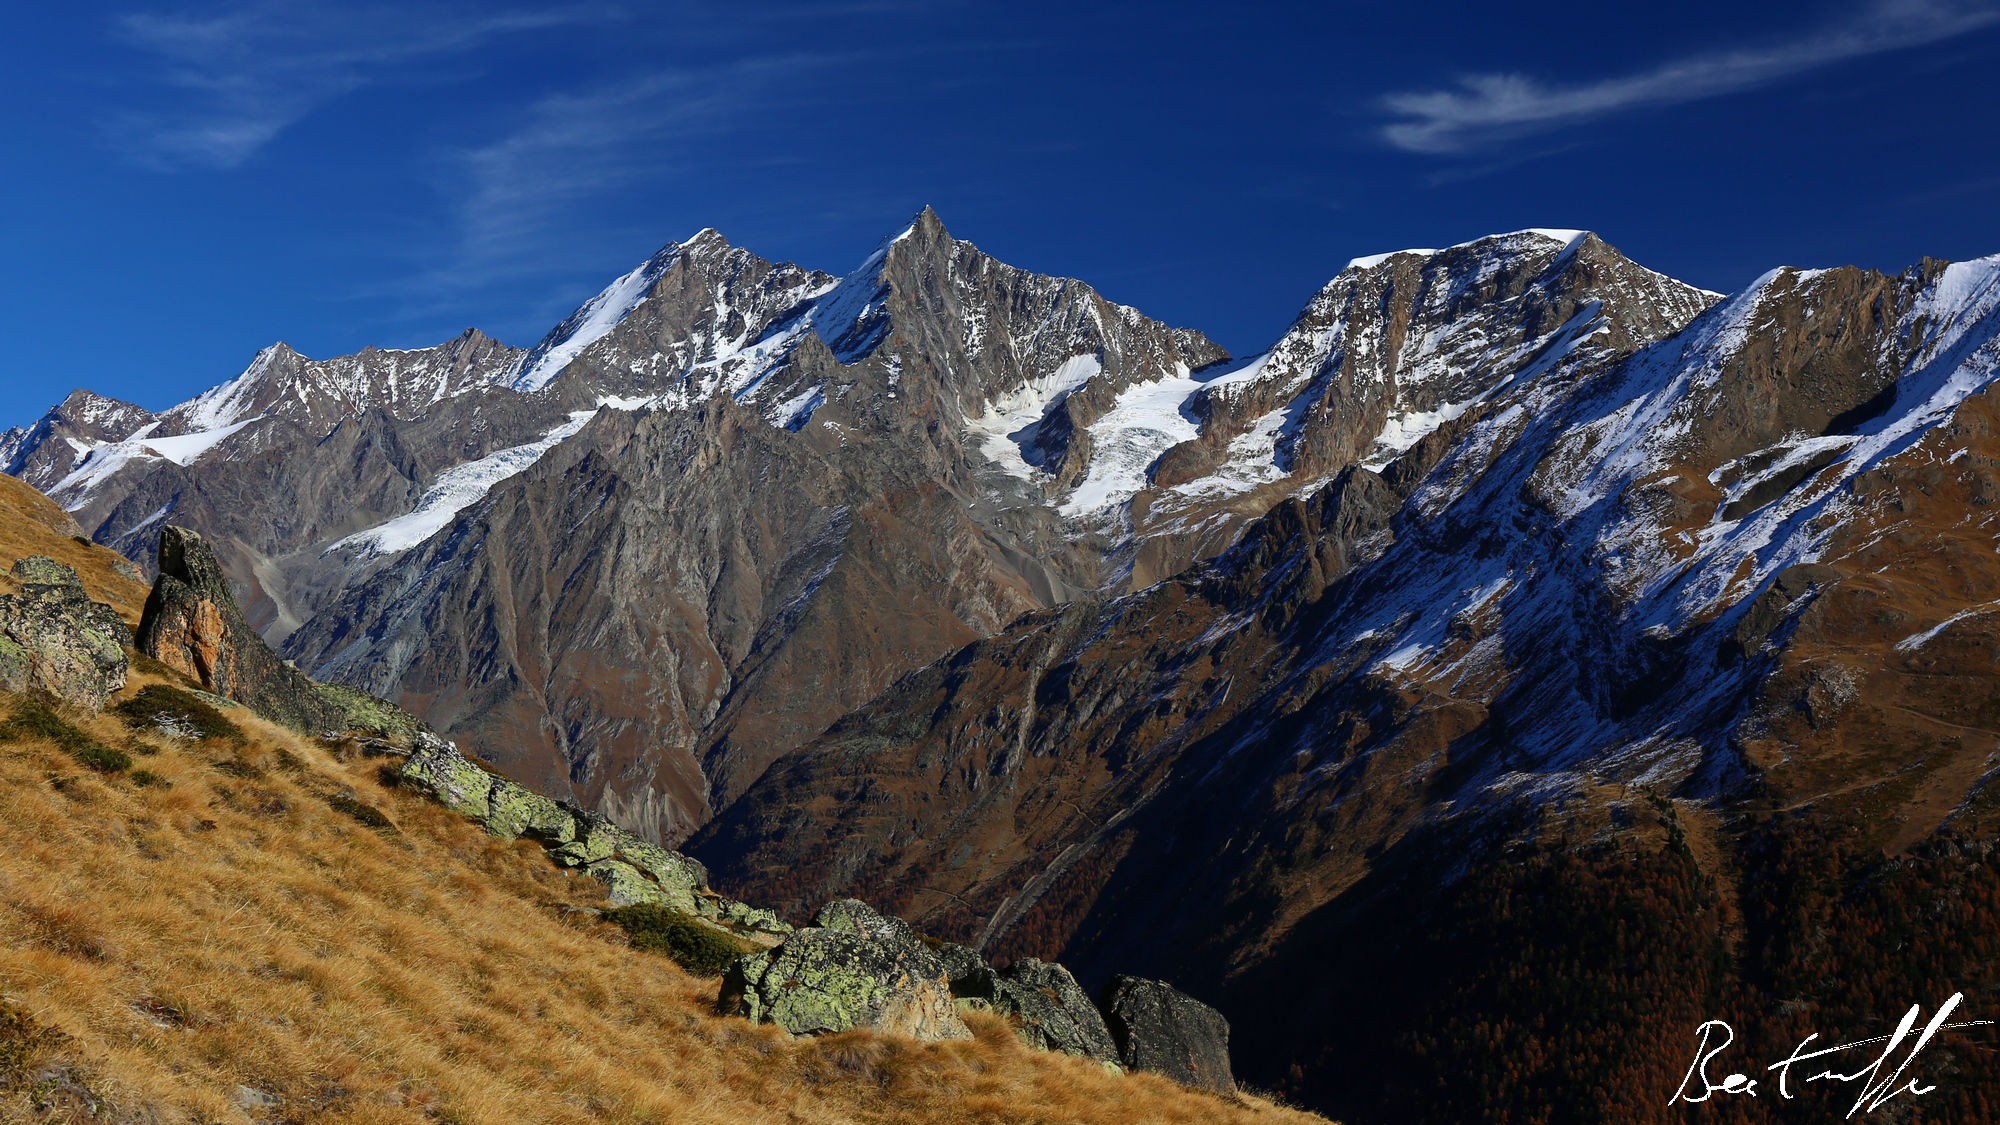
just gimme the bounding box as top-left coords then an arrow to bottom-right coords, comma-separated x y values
3,1 -> 1998,426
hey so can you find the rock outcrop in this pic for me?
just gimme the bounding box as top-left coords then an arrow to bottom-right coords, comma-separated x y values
720,899 -> 971,1041
954,957 -> 1120,1065
135,526 -> 346,733
0,557 -> 129,712
397,733 -> 782,930
392,727 -> 1207,1069
1101,976 -> 1235,1094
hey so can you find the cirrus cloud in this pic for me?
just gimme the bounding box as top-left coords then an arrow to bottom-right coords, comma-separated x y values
1380,0 -> 2000,154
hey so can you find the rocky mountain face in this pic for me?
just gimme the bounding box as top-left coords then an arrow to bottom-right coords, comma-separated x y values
12,210 -> 2000,1120
3,211 -> 1715,849
690,252 -> 2000,1120
1119,229 -> 1717,584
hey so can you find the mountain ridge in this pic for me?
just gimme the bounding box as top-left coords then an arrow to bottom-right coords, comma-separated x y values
0,214 -> 1865,849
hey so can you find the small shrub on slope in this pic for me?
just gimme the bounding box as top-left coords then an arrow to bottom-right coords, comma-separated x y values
605,903 -> 751,976
112,684 -> 245,745
0,699 -> 130,772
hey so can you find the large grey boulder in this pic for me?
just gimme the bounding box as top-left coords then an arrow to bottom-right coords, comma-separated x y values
0,556 -> 129,712
1100,975 -> 1235,1093
400,732 -> 497,818
719,899 -> 969,1041
956,957 -> 1118,1064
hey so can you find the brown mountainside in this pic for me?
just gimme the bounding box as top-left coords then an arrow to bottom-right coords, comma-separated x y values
692,253 -> 2000,1122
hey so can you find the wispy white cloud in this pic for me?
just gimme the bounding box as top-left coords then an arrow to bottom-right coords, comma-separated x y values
1380,0 -> 2000,154
369,52 -> 852,323
109,0 -> 611,169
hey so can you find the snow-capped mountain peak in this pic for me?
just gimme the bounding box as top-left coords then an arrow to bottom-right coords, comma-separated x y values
507,242 -> 693,393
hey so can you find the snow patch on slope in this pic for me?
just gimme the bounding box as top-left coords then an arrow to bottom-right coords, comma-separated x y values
1059,363 -> 1202,515
805,222 -> 915,362
967,353 -> 1104,480
49,415 -> 266,509
176,347 -> 287,430
509,243 -> 690,392
329,398 -> 658,557
1343,229 -> 1585,274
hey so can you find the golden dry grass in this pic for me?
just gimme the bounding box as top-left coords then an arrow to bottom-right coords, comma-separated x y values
0,475 -> 151,627
0,676 -> 1325,1124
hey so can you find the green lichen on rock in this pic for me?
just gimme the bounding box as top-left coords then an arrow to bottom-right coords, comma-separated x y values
399,734 -> 494,819
613,839 -> 706,914
9,556 -> 76,587
0,557 -> 129,713
713,899 -> 792,935
586,859 -> 665,907
390,728 -> 729,924
0,638 -> 29,695
548,816 -> 617,867
719,898 -> 970,1041
483,778 -> 576,845
313,682 -> 423,743
956,957 -> 1120,1064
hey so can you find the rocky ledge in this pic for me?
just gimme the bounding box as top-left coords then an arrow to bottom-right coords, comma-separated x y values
101,524 -> 1239,1092
718,898 -> 1235,1092
396,739 -> 1237,1090
398,734 -> 790,933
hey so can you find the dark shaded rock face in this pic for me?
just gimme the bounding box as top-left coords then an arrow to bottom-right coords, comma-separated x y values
1101,976 -> 1234,1093
135,526 -> 344,733
0,557 -> 129,712
956,957 -> 1118,1064
932,941 -> 988,993
719,899 -> 970,1041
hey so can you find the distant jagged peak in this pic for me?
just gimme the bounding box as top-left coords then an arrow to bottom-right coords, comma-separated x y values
505,225 -> 838,397
1342,227 -> 1588,273
47,388 -> 157,434
506,241 -> 697,393
162,327 -> 523,435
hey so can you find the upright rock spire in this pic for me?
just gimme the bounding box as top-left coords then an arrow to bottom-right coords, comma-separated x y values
135,526 -> 344,733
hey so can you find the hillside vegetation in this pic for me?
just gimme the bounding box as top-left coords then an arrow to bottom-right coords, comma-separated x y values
0,484 -> 1321,1124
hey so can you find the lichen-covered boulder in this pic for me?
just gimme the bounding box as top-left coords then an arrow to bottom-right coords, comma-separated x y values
719,899 -> 969,1041
1100,975 -> 1235,1093
694,894 -> 793,935
586,859 -> 664,907
932,941 -> 988,992
957,957 -> 1118,1064
608,838 -> 702,909
548,811 -> 619,866
399,733 -> 495,819
714,898 -> 793,935
484,776 -> 578,845
134,526 -> 345,732
0,556 -> 129,712
396,734 -> 721,914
